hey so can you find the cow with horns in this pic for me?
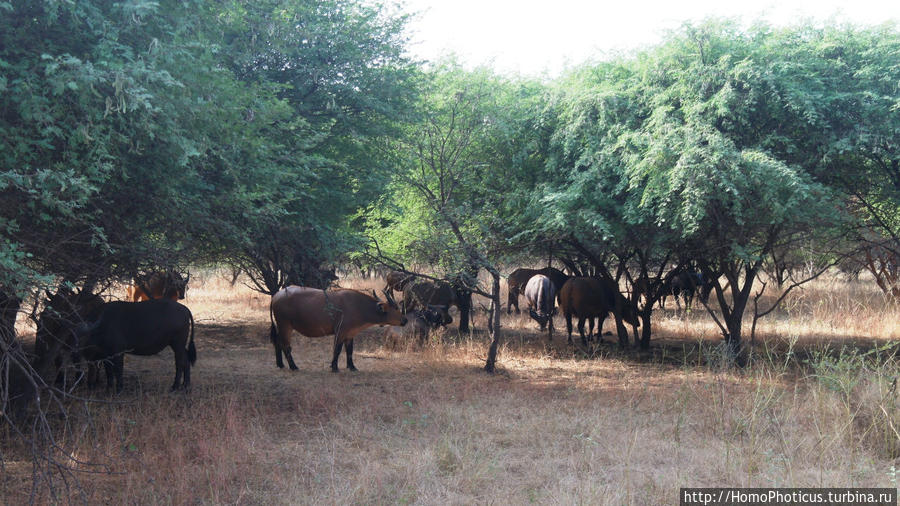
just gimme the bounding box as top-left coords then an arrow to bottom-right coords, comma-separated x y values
269,286 -> 407,372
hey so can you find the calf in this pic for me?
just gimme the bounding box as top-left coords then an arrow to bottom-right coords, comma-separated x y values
384,305 -> 447,347
402,279 -> 455,326
78,299 -> 196,392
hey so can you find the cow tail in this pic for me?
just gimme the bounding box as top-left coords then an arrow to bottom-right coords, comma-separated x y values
187,311 -> 197,365
269,300 -> 278,346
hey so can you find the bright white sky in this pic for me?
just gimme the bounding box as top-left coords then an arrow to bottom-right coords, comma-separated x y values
399,0 -> 900,77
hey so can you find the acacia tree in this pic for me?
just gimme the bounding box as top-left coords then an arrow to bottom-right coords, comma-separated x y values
622,22 -> 845,358
368,64 -> 551,371
216,0 -> 418,292
767,24 -> 900,297
0,0 -> 415,496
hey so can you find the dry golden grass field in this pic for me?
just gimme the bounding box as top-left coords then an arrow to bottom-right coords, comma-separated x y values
3,270 -> 900,504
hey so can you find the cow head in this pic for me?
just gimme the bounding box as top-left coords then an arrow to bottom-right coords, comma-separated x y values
618,299 -> 641,327
528,309 -> 550,330
165,271 -> 189,300
375,289 -> 407,326
421,304 -> 451,328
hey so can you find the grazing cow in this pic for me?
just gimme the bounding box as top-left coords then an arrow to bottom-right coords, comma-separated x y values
33,288 -> 105,386
507,267 -> 568,314
127,270 -> 189,302
384,305 -> 447,347
383,270 -> 415,299
559,277 -> 640,346
77,299 -> 196,392
270,286 -> 407,372
666,271 -> 714,311
402,279 -> 456,326
524,275 -> 556,338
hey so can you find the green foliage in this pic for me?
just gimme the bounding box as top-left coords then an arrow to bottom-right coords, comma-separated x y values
0,0 -> 415,294
367,62 -> 552,274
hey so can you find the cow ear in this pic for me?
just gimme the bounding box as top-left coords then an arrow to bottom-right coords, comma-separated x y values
376,302 -> 388,315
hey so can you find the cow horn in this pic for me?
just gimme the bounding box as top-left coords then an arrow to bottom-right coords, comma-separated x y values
382,288 -> 398,308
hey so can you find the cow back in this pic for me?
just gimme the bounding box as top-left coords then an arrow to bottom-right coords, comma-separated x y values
524,275 -> 555,316
272,286 -> 404,338
402,280 -> 456,312
85,299 -> 192,358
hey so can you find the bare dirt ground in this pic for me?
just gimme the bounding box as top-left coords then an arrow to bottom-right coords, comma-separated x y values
3,272 -> 899,504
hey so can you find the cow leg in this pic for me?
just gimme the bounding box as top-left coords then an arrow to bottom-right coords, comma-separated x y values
283,349 -> 298,371
112,355 -> 125,394
273,344 -> 284,369
507,291 -> 515,314
183,357 -> 191,389
171,344 -> 186,391
578,317 -> 588,347
276,323 -> 299,370
565,312 -> 573,344
103,359 -> 115,392
272,323 -> 285,368
587,318 -> 595,341
597,315 -> 607,344
331,339 -> 344,372
345,339 -> 357,371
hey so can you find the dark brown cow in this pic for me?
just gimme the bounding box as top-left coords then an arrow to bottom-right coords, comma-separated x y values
270,286 -> 407,372
524,274 -> 556,338
402,279 -> 456,326
507,267 -> 568,314
383,270 -> 414,299
664,271 -> 714,311
127,271 -> 189,302
34,287 -> 105,386
559,277 -> 640,346
77,299 -> 196,392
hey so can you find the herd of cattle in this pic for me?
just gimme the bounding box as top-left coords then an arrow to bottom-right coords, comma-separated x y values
28,266 -> 715,395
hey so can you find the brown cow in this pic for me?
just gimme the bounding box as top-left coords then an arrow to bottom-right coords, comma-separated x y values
127,271 -> 189,302
559,277 -> 639,346
269,286 -> 407,372
402,279 -> 456,326
383,270 -> 414,299
507,267 -> 568,314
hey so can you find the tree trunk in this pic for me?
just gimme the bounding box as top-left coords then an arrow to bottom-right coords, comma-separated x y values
484,272 -> 501,373
457,290 -> 472,333
639,307 -> 653,350
0,290 -> 20,347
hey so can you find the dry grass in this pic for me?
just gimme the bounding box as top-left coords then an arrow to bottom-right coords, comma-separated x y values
3,270 -> 900,504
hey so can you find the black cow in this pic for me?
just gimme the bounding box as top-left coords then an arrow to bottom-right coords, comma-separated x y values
34,287 -> 105,386
78,299 -> 196,392
665,271 -> 714,311
402,279 -> 456,326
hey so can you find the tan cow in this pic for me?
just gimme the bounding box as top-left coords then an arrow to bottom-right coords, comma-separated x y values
383,270 -> 414,299
126,271 -> 189,302
269,286 -> 407,372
